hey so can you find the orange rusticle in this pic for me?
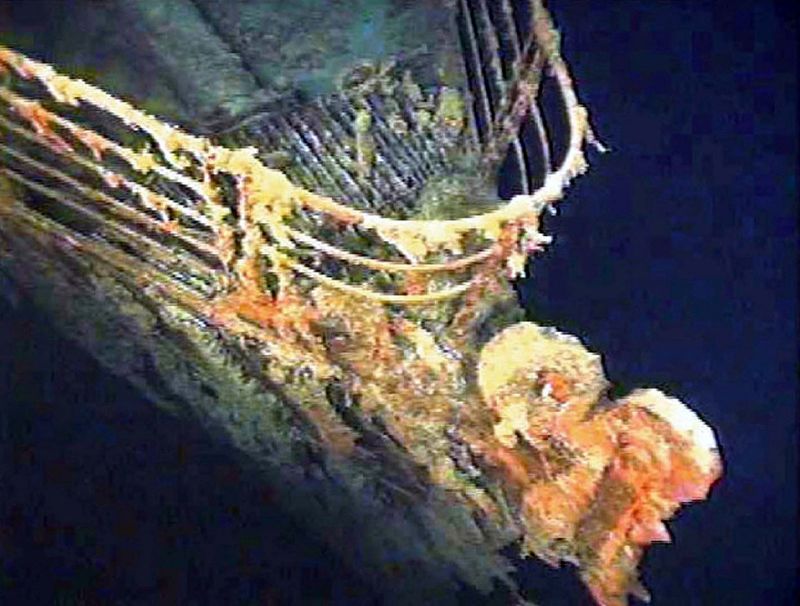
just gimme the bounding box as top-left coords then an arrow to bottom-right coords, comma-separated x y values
474,323 -> 721,605
536,369 -> 572,403
11,98 -> 74,155
71,126 -> 111,161
210,285 -> 318,340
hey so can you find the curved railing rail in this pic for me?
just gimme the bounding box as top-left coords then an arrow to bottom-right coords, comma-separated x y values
0,1 -> 601,306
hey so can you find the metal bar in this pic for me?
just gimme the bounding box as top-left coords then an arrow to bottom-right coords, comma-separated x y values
457,0 -> 495,144
0,185 -> 213,308
0,166 -> 217,297
0,87 -> 210,201
0,143 -> 220,267
286,227 -> 495,274
267,245 -> 477,305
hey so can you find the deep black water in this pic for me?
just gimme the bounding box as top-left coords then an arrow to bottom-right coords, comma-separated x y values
517,1 -> 798,604
1,1 -> 797,605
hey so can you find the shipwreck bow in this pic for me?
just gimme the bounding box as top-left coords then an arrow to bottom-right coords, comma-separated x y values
0,1 -> 721,604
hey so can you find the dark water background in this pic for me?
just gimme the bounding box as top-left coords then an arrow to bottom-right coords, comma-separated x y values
1,1 -> 796,604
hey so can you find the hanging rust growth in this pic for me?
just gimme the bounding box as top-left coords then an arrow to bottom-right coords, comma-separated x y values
0,2 -> 721,604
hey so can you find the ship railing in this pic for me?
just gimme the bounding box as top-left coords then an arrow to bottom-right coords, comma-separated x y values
0,3 -> 598,308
